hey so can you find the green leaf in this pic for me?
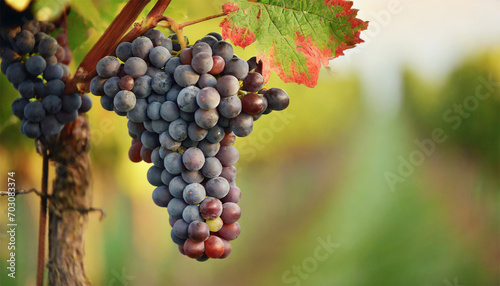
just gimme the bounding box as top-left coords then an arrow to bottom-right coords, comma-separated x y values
221,0 -> 368,87
69,0 -> 108,33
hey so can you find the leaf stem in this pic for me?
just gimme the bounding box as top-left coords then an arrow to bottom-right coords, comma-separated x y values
36,149 -> 49,286
178,12 -> 227,29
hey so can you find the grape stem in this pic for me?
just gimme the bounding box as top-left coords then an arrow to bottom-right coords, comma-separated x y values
178,12 -> 227,29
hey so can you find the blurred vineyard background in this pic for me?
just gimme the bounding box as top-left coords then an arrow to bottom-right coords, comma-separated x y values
0,0 -> 499,285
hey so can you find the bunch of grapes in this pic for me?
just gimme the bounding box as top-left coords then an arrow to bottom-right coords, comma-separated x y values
1,19 -> 92,139
91,29 -> 289,261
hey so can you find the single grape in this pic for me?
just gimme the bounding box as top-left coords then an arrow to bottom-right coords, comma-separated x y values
164,152 -> 183,175
79,94 -> 93,113
152,186 -> 173,207
6,62 -> 27,84
199,197 -> 223,220
168,118 -> 188,142
40,115 -> 63,136
221,186 -> 241,203
179,110 -> 195,122
220,166 -> 237,184
230,112 -> 253,137
127,98 -> 148,123
242,72 -> 264,92
218,222 -> 240,241
119,75 -> 134,91
205,177 -> 230,199
131,75 -> 152,98
100,95 -> 114,111
116,42 -> 133,62
140,145 -> 153,163
224,58 -> 249,80
160,130 -> 181,151
166,84 -> 182,101
43,64 -> 63,81
265,88 -> 289,111
124,57 -> 147,78
147,101 -> 162,120
209,56 -> 225,75
206,125 -> 225,143
216,146 -> 239,166
205,217 -> 223,232
15,30 -> 35,53
183,239 -> 205,259
208,32 -> 223,41
34,79 -> 48,98
182,205 -> 204,223
179,48 -> 193,65
46,79 -> 65,96
160,101 -> 180,122
212,41 -> 234,61
177,86 -> 200,112
147,166 -> 163,186
241,92 -> 266,114
90,76 -> 107,96
103,76 -> 121,97
201,157 -> 223,179
61,93 -> 82,112
196,87 -> 220,110
167,198 -> 188,219
220,132 -> 236,146
11,98 -> 29,119
173,219 -> 189,239
38,37 -> 58,57
183,183 -> 206,205
194,108 -> 219,129
221,203 -> 241,224
218,95 -> 242,119
150,148 -> 163,168
151,72 -> 173,94
154,37 -> 173,52
216,75 -> 239,97
147,93 -> 166,104
191,52 -> 214,74
96,56 -> 120,78
164,57 -> 182,75
21,120 -> 41,138
181,169 -> 204,184
24,101 -> 45,122
173,65 -> 200,87
182,147 -> 205,171
199,35 -> 218,47
218,238 -> 232,259
131,36 -> 153,60
198,140 -> 220,157
161,169 -> 175,185
169,176 -> 187,199
198,74 -> 217,89
114,90 -> 136,112
149,46 -> 171,68
144,29 -> 165,42
141,130 -> 160,149
25,55 -> 46,76
188,221 -> 210,242
171,229 -> 186,246
204,236 -> 225,259
187,122 -> 208,142
152,119 -> 169,134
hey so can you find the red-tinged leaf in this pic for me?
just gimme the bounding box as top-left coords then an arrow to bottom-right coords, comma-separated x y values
220,1 -> 368,87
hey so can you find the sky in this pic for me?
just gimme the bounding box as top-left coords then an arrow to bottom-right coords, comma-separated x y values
331,0 -> 500,115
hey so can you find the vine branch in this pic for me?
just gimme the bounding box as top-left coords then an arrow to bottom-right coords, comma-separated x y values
178,12 -> 226,29
36,149 -> 49,286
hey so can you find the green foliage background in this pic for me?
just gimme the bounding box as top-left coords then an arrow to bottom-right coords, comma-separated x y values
0,1 -> 498,286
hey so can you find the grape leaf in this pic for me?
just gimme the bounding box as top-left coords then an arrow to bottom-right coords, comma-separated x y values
220,0 -> 368,87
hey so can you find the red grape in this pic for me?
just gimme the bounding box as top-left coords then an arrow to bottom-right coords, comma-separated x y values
204,235 -> 225,258
200,197 -> 223,220
183,239 -> 205,258
221,202 -> 241,224
217,222 -> 240,241
241,93 -> 265,115
221,186 -> 241,203
218,238 -> 232,259
209,56 -> 225,75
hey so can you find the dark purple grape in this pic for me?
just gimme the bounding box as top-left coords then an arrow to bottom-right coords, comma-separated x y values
24,101 -> 45,122
201,157 -> 222,179
216,75 -> 239,97
241,92 -> 265,114
11,98 -> 29,119
198,74 -> 217,88
38,37 -> 58,57
173,219 -> 189,239
196,87 -> 220,110
182,205 -> 203,223
147,166 -> 163,186
194,108 -> 218,129
218,222 -> 240,241
221,186 -> 241,203
242,72 -> 264,92
198,140 -> 220,157
124,57 -> 147,78
131,36 -> 153,60
230,112 -> 253,137
205,177 -> 230,199
114,90 -> 136,112
182,147 -> 205,171
167,198 -> 188,219
191,52 -> 214,74
192,42 -> 212,57
96,56 -> 120,78
183,183 -> 206,205
188,221 -> 210,242
265,88 -> 290,111
116,42 -> 133,62
224,58 -> 248,80
152,186 -> 173,207
174,65 -> 200,87
216,146 -> 239,166
212,41 -> 234,61
25,55 -> 46,76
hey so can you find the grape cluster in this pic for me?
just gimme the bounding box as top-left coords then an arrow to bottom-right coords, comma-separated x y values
91,29 -> 289,261
1,20 -> 92,139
